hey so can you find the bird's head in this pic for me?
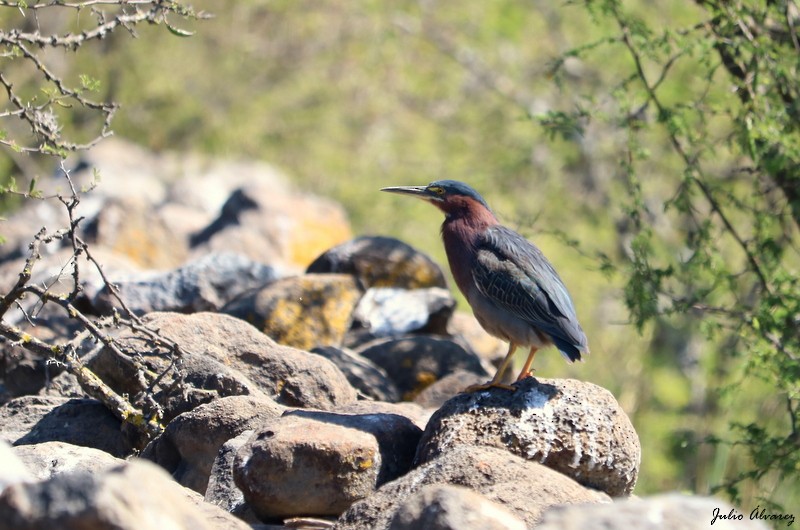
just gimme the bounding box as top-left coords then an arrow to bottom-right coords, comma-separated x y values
381,180 -> 494,221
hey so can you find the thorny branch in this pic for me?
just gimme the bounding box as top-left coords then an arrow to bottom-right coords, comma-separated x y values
0,164 -> 193,446
0,1 -> 207,155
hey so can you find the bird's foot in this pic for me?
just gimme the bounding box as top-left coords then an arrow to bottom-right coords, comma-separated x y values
462,381 -> 517,393
515,368 -> 536,382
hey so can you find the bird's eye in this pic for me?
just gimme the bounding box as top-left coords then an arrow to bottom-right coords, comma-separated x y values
428,186 -> 445,195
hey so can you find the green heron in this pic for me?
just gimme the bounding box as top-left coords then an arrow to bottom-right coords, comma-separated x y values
381,180 -> 588,391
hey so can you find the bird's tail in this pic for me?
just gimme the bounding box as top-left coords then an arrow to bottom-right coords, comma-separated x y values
554,336 -> 588,362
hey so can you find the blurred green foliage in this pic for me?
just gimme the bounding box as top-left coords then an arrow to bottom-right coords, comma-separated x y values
2,0 -> 798,512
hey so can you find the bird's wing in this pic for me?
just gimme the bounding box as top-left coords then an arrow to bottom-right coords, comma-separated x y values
473,225 -> 587,353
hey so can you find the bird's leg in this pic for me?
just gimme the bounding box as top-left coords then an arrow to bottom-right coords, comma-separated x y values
463,342 -> 518,393
515,346 -> 538,381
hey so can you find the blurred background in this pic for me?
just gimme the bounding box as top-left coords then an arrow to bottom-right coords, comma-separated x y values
1,0 -> 798,512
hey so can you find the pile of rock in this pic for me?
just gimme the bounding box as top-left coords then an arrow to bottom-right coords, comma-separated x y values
0,141 -> 764,529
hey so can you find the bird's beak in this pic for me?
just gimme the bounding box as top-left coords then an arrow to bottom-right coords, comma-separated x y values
380,185 -> 439,201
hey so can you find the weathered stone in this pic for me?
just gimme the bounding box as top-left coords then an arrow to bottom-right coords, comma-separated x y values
93,252 -> 283,316
205,430 -> 260,523
142,394 -> 286,494
447,311 -> 507,367
356,336 -> 489,401
414,377 -> 640,497
88,312 -> 357,420
412,370 -> 485,409
190,184 -> 352,269
336,401 -> 433,432
333,445 -> 609,530
307,236 -> 447,289
82,196 -> 189,269
537,493 -> 770,530
222,274 -> 362,350
350,287 -> 455,339
387,484 -> 526,530
0,441 -> 32,492
12,442 -> 124,481
312,346 -> 400,402
0,396 -> 133,458
0,458 -> 251,530
235,409 -> 422,519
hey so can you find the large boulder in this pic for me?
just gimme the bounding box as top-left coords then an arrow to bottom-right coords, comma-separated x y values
142,394 -> 286,493
222,273 -> 363,350
11,442 -> 125,481
0,459 -> 251,530
414,377 -> 640,497
234,409 -> 422,520
306,236 -> 447,290
0,396 -> 133,458
333,445 -> 609,530
189,184 -> 352,269
356,336 -> 489,401
387,484 -> 527,530
92,252 -> 282,316
87,312 -> 358,421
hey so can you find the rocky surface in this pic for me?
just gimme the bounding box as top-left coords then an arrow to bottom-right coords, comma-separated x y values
0,459 -> 252,530
0,396 -> 134,458
87,311 -> 358,420
356,336 -> 490,400
387,484 -> 527,530
306,236 -> 448,290
92,252 -> 283,316
537,493 -> 770,530
0,140 -> 753,530
414,377 -> 641,497
222,273 -> 363,350
142,395 -> 287,493
234,409 -> 422,519
312,346 -> 401,402
333,445 -> 610,529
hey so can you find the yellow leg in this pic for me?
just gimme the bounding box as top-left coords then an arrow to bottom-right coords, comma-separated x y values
516,346 -> 538,381
463,342 -> 518,393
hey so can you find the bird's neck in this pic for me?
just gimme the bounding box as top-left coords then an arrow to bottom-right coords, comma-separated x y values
441,208 -> 498,294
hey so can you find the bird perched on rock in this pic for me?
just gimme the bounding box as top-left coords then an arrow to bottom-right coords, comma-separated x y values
381,180 -> 588,391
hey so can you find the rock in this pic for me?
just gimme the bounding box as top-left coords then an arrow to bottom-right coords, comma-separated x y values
222,274 -> 363,350
87,312 -> 357,420
414,377 -> 640,497
387,484 -> 526,530
143,394 -> 286,493
189,184 -> 352,269
356,336 -> 489,401
0,396 -> 133,458
311,346 -> 400,402
167,157 -> 290,215
447,312 -> 507,366
0,247 -> 141,327
0,442 -> 32,492
12,441 -> 124,480
0,458 -> 252,530
412,370 -> 485,409
37,371 -> 85,400
65,137 -> 170,206
333,445 -> 609,530
349,287 -> 455,340
537,493 -> 770,530
234,409 -> 422,519
93,252 -> 283,316
205,430 -> 259,522
307,236 -> 447,289
336,401 -> 433,432
82,196 -> 189,269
